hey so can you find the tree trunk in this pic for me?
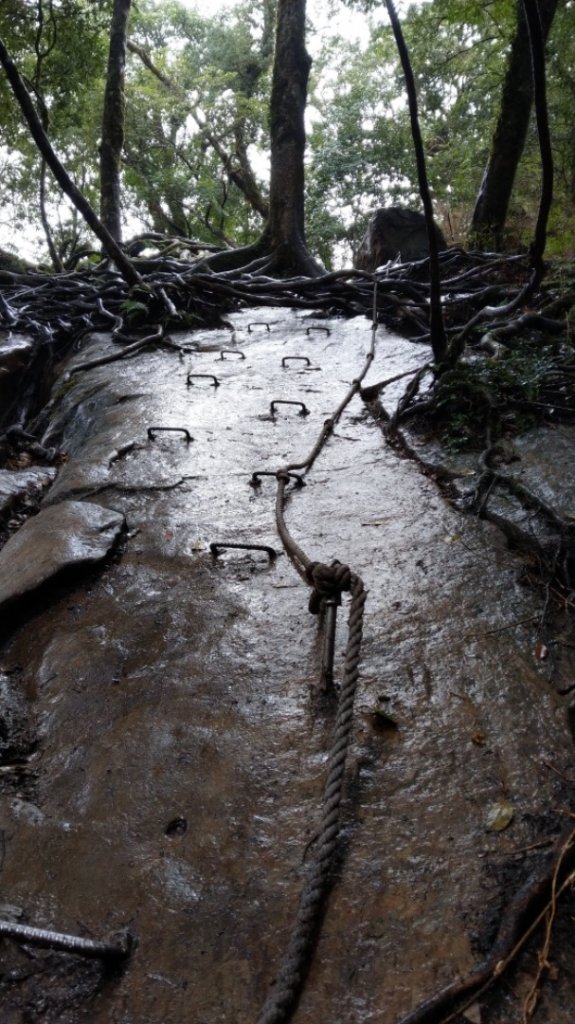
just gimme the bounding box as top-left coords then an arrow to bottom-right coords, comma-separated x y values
197,0 -> 321,276
263,0 -> 321,274
470,0 -> 559,250
100,0 -> 131,241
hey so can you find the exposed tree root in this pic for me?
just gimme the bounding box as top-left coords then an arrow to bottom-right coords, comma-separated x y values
0,244 -> 568,442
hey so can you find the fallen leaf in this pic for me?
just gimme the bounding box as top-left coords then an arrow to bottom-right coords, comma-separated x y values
534,641 -> 548,661
443,533 -> 462,544
471,730 -> 486,747
485,799 -> 514,833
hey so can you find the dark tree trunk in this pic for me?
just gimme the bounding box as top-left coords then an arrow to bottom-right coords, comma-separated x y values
262,0 -> 321,274
196,0 -> 321,276
470,0 -> 559,250
100,0 -> 131,241
31,2 -> 63,272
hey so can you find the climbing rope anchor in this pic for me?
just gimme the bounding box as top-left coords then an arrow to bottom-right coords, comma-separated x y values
319,598 -> 338,690
307,561 -> 348,691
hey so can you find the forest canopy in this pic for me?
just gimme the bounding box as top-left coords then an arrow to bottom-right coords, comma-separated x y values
0,0 -> 573,270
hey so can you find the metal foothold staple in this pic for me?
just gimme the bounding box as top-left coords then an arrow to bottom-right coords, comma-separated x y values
306,325 -> 331,336
250,470 -> 305,489
247,322 -> 271,333
186,373 -> 220,387
270,400 -> 310,417
320,598 -> 338,691
219,349 -> 245,360
210,542 -> 277,562
281,356 -> 311,368
147,426 -> 193,443
0,919 -> 134,962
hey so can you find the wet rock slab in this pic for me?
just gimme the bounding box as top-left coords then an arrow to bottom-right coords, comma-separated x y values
0,312 -> 573,1024
509,424 -> 575,518
0,500 -> 124,611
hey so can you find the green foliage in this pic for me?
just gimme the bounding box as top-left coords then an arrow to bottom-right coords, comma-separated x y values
312,0 -> 575,260
1,0 -> 575,267
121,0 -> 272,245
433,341 -> 567,450
0,0 -> 109,258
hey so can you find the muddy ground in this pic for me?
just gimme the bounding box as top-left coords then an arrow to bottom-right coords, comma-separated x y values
0,309 -> 574,1024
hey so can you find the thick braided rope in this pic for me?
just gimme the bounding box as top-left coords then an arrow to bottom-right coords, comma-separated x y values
257,573 -> 366,1024
258,294 -> 376,1021
275,473 -> 311,580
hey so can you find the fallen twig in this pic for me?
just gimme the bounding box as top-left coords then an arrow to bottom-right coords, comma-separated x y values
520,830 -> 575,1021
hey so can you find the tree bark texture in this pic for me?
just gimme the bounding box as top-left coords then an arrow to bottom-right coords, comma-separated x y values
470,0 -> 560,249
265,0 -> 319,273
100,0 -> 132,241
194,0 -> 321,276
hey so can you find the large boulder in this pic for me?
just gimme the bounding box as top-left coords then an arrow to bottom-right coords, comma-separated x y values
354,207 -> 447,271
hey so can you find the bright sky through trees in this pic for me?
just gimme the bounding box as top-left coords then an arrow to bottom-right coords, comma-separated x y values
176,0 -> 427,50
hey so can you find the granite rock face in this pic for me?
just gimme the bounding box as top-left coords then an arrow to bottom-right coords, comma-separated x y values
354,207 -> 447,270
0,500 -> 124,611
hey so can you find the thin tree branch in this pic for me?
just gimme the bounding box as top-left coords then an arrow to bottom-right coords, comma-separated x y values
384,0 -> 447,365
0,35 -> 141,287
127,40 -> 269,219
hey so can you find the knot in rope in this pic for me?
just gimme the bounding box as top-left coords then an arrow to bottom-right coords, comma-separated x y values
306,560 -> 351,615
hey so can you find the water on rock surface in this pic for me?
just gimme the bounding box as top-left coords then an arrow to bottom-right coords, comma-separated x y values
0,309 -> 573,1024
